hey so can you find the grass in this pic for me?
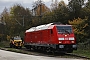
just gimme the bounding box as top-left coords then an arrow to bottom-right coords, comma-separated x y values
1,48 -> 32,55
0,41 -> 9,47
6,48 -> 30,54
73,49 -> 90,59
0,41 -> 32,55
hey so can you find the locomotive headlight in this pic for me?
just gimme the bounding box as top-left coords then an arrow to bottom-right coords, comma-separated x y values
58,38 -> 64,40
59,41 -> 62,43
71,41 -> 75,43
69,37 -> 74,40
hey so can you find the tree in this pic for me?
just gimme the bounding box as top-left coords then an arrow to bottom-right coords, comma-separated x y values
1,7 -> 8,25
69,18 -> 89,43
42,11 -> 55,24
32,0 -> 50,26
55,1 -> 69,23
84,0 -> 90,23
0,7 -> 10,40
10,4 -> 32,36
42,1 -> 69,24
68,0 -> 85,19
85,0 -> 90,8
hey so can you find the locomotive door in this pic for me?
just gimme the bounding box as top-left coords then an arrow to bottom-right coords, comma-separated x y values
35,31 -> 42,44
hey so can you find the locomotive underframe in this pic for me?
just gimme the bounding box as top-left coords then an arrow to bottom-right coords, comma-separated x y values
24,43 -> 77,53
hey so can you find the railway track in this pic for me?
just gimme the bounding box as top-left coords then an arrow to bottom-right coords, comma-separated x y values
22,48 -> 90,60
0,47 -> 90,60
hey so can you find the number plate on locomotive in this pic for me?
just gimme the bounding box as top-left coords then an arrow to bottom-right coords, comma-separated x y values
59,45 -> 64,48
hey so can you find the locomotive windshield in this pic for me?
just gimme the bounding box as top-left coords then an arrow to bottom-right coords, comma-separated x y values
56,26 -> 72,34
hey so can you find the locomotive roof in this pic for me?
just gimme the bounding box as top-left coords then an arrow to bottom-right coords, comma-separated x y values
26,23 -> 53,33
25,23 -> 72,33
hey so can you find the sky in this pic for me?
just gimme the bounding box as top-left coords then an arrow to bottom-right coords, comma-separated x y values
0,0 -> 68,14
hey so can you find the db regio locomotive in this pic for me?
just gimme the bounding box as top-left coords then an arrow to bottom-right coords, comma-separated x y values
24,23 -> 77,53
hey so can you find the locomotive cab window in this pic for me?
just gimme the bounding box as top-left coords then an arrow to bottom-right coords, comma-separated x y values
56,26 -> 72,34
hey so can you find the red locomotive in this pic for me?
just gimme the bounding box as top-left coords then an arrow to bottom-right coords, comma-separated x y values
24,23 -> 77,53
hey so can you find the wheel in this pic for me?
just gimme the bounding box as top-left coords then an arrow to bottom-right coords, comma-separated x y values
46,47 -> 51,53
25,45 -> 32,50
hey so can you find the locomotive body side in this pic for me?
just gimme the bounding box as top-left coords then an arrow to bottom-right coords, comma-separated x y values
24,25 -> 56,48
24,23 -> 77,53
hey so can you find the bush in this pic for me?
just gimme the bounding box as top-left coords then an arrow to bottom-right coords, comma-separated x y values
77,39 -> 90,50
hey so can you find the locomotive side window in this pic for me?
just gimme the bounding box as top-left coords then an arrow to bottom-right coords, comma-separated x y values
56,26 -> 72,34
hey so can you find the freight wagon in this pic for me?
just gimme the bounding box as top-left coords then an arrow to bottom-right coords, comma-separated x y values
24,23 -> 77,53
